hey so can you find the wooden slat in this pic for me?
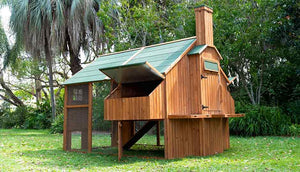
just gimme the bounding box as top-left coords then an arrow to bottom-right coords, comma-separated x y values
88,83 -> 93,153
104,80 -> 165,120
118,121 -> 122,161
123,121 -> 157,150
63,86 -> 68,151
166,55 -> 191,115
156,121 -> 160,146
189,54 -> 202,114
223,118 -> 230,150
164,119 -> 201,159
168,114 -> 225,119
66,104 -> 89,108
225,114 -> 245,118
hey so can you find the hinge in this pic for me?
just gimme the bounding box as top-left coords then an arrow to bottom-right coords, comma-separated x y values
201,75 -> 207,79
202,105 -> 209,109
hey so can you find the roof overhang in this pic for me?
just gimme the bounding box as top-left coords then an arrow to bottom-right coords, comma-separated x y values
187,44 -> 207,55
99,62 -> 165,84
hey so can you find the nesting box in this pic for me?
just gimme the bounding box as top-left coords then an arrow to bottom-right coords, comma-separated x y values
62,5 -> 243,160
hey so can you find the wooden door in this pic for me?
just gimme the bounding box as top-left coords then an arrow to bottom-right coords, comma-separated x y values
201,61 -> 221,114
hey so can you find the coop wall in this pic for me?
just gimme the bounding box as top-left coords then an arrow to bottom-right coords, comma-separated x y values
164,47 -> 233,159
104,80 -> 166,120
164,118 -> 230,159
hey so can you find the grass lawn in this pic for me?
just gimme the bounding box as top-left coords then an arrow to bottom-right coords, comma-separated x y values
0,129 -> 299,171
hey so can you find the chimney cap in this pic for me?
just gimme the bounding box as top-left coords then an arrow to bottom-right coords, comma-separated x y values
194,4 -> 213,10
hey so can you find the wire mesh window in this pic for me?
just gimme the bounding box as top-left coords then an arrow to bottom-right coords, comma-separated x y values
73,88 -> 83,101
67,107 -> 88,131
67,84 -> 89,105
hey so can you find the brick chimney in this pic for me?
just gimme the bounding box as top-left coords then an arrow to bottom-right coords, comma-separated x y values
194,5 -> 214,46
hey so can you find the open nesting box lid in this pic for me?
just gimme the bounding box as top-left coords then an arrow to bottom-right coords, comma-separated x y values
99,62 -> 165,84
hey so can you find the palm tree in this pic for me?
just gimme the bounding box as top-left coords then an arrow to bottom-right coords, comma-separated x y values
4,0 -> 102,119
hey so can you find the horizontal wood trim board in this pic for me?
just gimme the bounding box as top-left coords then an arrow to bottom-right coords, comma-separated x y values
66,104 -> 89,108
167,114 -> 244,119
225,114 -> 245,118
168,114 -> 225,119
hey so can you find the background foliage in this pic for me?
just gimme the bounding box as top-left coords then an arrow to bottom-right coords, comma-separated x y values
0,0 -> 299,136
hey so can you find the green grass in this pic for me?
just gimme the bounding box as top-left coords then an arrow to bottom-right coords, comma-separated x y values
0,129 -> 299,171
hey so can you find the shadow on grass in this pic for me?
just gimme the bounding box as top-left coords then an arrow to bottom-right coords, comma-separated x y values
20,144 -> 177,170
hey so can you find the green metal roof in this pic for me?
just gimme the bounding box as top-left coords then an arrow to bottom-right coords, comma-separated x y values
63,37 -> 196,85
99,62 -> 164,84
187,45 -> 207,55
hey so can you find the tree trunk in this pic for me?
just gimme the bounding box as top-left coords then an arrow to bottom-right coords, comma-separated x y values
66,32 -> 82,75
0,72 -> 25,107
34,78 -> 42,104
33,56 -> 42,105
44,38 -> 56,120
69,47 -> 82,75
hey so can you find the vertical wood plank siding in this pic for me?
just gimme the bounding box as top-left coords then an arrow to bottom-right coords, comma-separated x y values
164,46 -> 236,159
166,55 -> 191,115
189,54 -> 202,114
104,81 -> 166,120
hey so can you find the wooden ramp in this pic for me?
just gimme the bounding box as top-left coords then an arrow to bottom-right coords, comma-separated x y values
123,121 -> 157,150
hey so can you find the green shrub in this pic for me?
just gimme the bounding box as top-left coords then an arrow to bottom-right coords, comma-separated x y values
50,114 -> 64,134
230,102 -> 291,136
0,98 -> 59,129
286,100 -> 300,124
0,106 -> 27,128
23,100 -> 52,129
288,124 -> 300,136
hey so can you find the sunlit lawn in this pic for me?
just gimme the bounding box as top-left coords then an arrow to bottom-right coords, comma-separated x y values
0,129 -> 299,171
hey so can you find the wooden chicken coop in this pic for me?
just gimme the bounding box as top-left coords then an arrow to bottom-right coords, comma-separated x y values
62,5 -> 243,160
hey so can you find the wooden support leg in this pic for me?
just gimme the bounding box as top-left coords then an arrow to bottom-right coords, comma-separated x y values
63,86 -> 69,151
88,82 -> 93,153
118,121 -> 123,161
223,118 -> 230,149
156,121 -> 160,146
64,130 -> 71,151
111,121 -> 118,147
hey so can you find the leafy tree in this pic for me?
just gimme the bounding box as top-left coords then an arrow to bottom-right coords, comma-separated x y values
4,0 -> 102,119
0,21 -> 25,107
98,0 -> 195,52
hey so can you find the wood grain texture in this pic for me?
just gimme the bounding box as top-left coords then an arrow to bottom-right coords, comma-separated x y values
222,118 -> 230,150
88,83 -> 93,152
166,55 -> 191,115
63,86 -> 68,151
195,6 -> 214,46
118,121 -> 122,161
104,81 -> 165,120
201,47 -> 221,61
164,118 -> 227,159
164,119 -> 201,159
189,54 -> 202,114
200,56 -> 220,114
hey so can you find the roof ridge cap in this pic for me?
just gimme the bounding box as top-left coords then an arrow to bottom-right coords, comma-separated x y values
122,47 -> 145,65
